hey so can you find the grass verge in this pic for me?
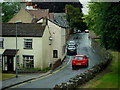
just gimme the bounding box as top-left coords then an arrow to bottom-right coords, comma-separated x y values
2,73 -> 16,80
90,51 -> 119,88
78,50 -> 119,88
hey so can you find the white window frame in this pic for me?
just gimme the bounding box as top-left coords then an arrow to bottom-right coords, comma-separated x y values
0,38 -> 4,48
24,39 -> 32,49
23,55 -> 34,68
53,50 -> 58,58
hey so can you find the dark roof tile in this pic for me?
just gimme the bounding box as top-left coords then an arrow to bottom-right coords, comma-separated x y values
2,23 -> 46,37
27,9 -> 49,19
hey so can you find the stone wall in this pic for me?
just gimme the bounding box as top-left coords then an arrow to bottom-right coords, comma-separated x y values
51,59 -> 62,70
51,52 -> 66,70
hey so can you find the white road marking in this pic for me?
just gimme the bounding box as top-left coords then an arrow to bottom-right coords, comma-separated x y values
67,57 -> 71,65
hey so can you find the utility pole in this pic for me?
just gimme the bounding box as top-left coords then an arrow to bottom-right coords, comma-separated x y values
15,21 -> 22,78
15,23 -> 18,78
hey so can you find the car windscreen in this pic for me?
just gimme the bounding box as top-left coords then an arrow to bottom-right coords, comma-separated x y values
68,41 -> 75,45
74,57 -> 85,60
68,47 -> 76,50
68,46 -> 76,50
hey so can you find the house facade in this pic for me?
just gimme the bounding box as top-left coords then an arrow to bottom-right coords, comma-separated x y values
1,23 -> 52,72
4,2 -> 70,71
37,18 -> 68,63
8,2 -> 54,23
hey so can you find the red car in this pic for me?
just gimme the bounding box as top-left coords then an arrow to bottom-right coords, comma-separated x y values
72,55 -> 89,69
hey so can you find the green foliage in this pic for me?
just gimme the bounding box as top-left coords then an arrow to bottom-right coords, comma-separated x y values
65,4 -> 87,31
1,2 -> 20,22
85,2 -> 120,51
2,73 -> 16,80
41,67 -> 51,72
18,67 -> 51,73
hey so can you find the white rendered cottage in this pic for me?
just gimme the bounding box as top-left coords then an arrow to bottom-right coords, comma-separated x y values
1,23 -> 52,72
37,17 -> 69,63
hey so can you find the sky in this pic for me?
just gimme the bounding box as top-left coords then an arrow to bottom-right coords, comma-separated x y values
0,0 -> 3,2
79,0 -> 90,15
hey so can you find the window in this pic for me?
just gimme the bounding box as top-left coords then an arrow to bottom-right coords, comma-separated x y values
53,50 -> 58,58
0,38 -> 4,48
24,39 -> 32,49
74,57 -> 85,60
0,55 -> 1,61
23,55 -> 34,68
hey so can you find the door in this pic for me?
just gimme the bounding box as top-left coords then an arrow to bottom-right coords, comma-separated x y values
7,56 -> 14,72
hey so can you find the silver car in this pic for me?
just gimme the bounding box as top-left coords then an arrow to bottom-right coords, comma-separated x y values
68,41 -> 76,46
67,45 -> 77,55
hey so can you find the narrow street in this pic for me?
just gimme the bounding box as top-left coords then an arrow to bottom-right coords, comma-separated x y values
10,33 -> 103,89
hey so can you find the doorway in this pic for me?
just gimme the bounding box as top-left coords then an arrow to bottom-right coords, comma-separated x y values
7,56 -> 14,72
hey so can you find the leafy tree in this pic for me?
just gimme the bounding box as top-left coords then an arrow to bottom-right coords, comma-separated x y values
33,2 -> 82,13
85,2 -> 120,51
65,5 -> 87,31
1,2 -> 20,22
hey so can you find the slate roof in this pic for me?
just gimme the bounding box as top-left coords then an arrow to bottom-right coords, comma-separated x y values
2,23 -> 46,37
27,9 -> 49,19
37,17 -> 68,28
2,49 -> 19,56
53,13 -> 68,28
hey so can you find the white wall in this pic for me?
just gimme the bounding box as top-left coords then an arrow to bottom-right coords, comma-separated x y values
42,26 -> 52,68
37,19 -> 67,63
61,28 -> 66,55
48,20 -> 66,62
0,37 -> 43,70
48,21 -> 61,60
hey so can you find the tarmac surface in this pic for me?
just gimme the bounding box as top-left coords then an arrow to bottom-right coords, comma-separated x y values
2,72 -> 51,89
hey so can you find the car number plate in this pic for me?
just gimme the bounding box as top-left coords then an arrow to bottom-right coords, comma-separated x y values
76,63 -> 81,65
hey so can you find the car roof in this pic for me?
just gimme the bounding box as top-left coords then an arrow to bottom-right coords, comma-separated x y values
69,40 -> 75,42
75,55 -> 86,57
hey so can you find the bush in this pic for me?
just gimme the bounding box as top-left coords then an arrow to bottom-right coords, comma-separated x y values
18,67 -> 51,73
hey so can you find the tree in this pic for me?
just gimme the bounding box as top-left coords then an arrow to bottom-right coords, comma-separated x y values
65,5 -> 87,31
1,2 -> 20,23
85,2 -> 120,51
33,1 -> 82,13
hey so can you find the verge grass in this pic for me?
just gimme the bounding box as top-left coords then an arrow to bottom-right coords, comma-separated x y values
89,50 -> 119,88
2,73 -> 16,80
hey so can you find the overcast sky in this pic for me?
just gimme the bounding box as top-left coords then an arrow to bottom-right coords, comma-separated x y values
79,0 -> 90,15
0,0 -> 3,2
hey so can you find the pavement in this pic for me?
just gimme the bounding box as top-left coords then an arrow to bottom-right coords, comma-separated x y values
2,71 -> 52,89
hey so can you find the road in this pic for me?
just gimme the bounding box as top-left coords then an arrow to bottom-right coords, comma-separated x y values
10,33 -> 103,89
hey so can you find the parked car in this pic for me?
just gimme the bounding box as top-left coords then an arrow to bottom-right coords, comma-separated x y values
76,30 -> 81,33
72,55 -> 89,69
85,30 -> 89,33
68,40 -> 76,46
67,45 -> 77,55
73,31 -> 76,34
